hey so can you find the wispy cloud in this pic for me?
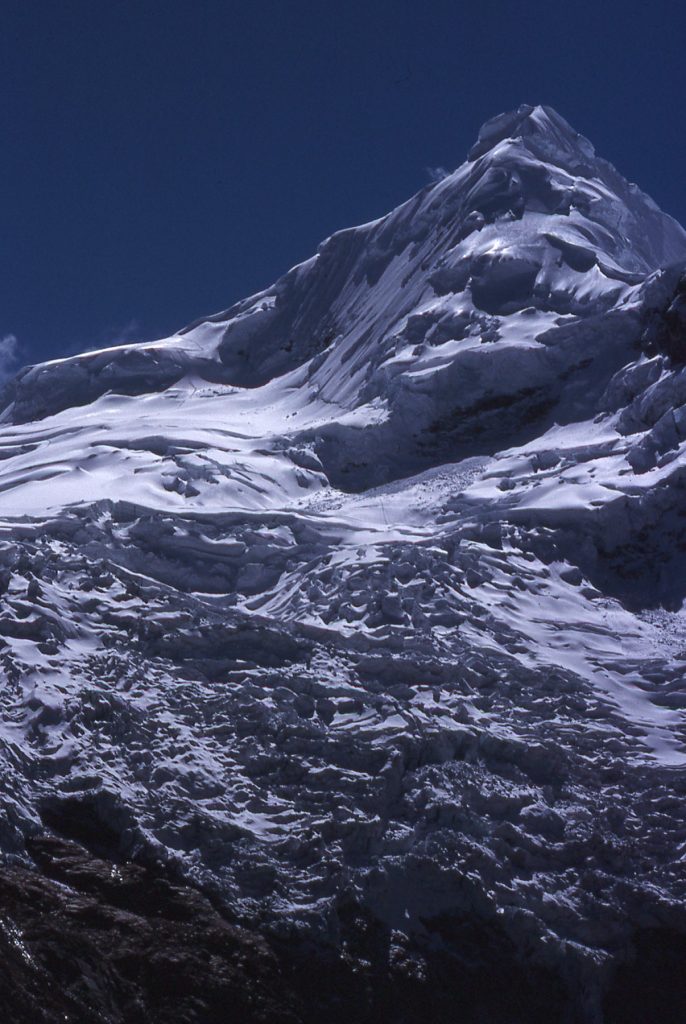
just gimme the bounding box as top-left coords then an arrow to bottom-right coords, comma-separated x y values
99,318 -> 143,349
0,334 -> 22,384
103,317 -> 142,346
69,318 -> 145,357
426,166 -> 449,183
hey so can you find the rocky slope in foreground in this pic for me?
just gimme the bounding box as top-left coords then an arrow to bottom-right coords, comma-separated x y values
2,105 -> 686,1021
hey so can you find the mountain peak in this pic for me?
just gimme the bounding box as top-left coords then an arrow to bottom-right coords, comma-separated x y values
4,98 -> 686,1024
5,101 -> 686,426
468,103 -> 596,165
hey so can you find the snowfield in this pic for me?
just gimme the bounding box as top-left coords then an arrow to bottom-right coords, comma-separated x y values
2,105 -> 686,1019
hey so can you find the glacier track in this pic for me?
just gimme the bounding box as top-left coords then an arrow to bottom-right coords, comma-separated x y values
1,105 -> 686,1021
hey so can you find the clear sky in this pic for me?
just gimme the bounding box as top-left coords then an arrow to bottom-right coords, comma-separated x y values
2,0 -> 685,368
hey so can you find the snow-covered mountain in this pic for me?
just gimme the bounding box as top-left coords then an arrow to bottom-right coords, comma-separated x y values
2,104 -> 686,1021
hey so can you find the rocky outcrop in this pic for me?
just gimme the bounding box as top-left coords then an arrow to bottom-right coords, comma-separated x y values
5,834 -> 684,1024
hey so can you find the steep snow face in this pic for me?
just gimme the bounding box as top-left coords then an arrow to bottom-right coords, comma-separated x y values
2,105 -> 686,1015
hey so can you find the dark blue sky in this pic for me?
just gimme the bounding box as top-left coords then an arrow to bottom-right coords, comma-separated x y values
2,0 -> 685,367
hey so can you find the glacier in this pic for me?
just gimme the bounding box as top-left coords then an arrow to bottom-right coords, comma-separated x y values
1,104 -> 686,1021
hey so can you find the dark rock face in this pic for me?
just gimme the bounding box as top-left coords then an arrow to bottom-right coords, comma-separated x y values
1,835 -> 685,1023
0,837 -> 295,1024
664,286 -> 686,363
603,929 -> 686,1024
641,272 -> 686,364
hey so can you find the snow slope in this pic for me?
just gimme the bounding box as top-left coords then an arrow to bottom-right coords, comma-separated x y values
2,105 -> 686,1018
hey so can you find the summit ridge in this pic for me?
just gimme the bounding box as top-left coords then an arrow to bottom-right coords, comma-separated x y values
467,102 -> 595,161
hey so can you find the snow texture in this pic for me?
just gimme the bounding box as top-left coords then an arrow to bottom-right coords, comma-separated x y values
2,105 -> 686,1017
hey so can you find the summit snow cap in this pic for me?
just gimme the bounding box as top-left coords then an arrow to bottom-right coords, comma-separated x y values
468,103 -> 596,168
